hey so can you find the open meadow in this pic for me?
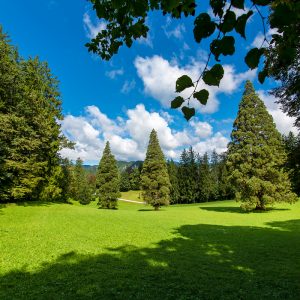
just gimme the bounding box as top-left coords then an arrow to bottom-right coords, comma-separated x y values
1,194 -> 299,299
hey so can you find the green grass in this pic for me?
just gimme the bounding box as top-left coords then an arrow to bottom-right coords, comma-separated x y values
0,198 -> 299,299
120,190 -> 143,201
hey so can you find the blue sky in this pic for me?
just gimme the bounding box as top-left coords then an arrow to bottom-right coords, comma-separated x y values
0,0 -> 296,163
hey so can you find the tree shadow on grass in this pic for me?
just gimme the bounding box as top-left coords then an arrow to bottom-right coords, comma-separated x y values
138,208 -> 167,212
1,220 -> 299,299
200,206 -> 291,214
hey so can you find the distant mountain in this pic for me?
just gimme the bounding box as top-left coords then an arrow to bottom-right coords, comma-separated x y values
83,161 -> 143,174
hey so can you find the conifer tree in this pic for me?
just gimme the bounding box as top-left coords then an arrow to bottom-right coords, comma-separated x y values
96,142 -> 120,209
69,158 -> 92,205
140,129 -> 170,210
227,81 -> 297,211
178,147 -> 198,203
167,160 -> 180,204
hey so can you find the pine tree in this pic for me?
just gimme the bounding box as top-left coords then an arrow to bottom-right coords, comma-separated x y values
178,147 -> 198,203
198,152 -> 214,202
140,129 -> 170,210
227,81 -> 297,211
96,142 -> 120,209
0,27 -> 66,202
167,160 -> 180,204
69,158 -> 92,205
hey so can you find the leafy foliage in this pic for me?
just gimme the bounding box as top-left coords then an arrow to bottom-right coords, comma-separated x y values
86,0 -> 299,120
0,27 -> 67,202
69,158 -> 94,205
96,142 -> 121,209
283,132 -> 300,196
140,129 -> 171,210
227,81 -> 297,211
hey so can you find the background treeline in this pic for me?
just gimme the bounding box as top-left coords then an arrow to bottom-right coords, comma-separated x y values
168,148 -> 234,204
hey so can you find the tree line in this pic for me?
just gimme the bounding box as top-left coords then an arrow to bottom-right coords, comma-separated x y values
0,27 -> 299,211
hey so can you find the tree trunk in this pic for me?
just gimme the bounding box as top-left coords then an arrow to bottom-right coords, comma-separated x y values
154,205 -> 159,211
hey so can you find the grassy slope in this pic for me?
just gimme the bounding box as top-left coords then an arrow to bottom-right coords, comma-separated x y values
0,199 -> 299,299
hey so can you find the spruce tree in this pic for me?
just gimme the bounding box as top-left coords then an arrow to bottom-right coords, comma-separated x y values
227,81 -> 297,211
140,129 -> 171,210
178,147 -> 198,203
96,142 -> 120,209
167,160 -> 180,204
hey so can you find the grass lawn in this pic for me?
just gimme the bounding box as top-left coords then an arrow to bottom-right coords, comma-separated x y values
0,197 -> 299,299
120,190 -> 143,201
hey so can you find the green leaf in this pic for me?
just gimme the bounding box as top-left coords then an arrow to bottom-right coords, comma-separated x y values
231,0 -> 244,9
176,75 -> 194,93
211,36 -> 235,61
252,0 -> 271,6
258,69 -> 268,84
193,13 -> 216,43
171,96 -> 185,108
210,0 -> 226,17
219,36 -> 235,56
193,89 -> 209,105
182,106 -> 195,121
235,10 -> 253,38
221,11 -> 236,33
245,48 -> 265,69
203,64 -> 224,86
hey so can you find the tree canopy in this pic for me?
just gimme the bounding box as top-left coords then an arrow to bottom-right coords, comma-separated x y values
0,27 -> 67,202
141,129 -> 171,210
86,0 -> 299,123
96,141 -> 121,209
227,81 -> 297,211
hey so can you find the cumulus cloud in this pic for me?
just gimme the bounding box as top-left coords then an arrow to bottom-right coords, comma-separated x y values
60,104 -> 229,164
83,12 -> 106,39
257,90 -> 297,135
134,55 -> 256,114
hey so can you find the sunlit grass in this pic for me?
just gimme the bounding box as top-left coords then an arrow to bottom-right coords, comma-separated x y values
0,198 -> 299,299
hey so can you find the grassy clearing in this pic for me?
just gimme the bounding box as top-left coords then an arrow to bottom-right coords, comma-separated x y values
120,190 -> 142,201
0,199 -> 299,299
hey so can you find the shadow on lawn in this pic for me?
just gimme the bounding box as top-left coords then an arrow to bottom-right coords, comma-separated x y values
1,220 -> 299,299
200,206 -> 291,214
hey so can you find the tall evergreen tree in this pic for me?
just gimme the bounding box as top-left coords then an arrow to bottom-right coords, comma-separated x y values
140,129 -> 170,210
167,160 -> 180,204
0,27 -> 66,202
96,142 -> 120,209
69,158 -> 92,205
198,152 -> 214,202
178,147 -> 198,203
227,81 -> 297,211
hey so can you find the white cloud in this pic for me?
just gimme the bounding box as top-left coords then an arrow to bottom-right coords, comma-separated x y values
60,104 -> 230,163
83,12 -> 106,39
194,132 -> 229,155
134,55 -> 256,114
251,28 -> 278,48
105,68 -> 124,79
190,120 -> 213,138
257,90 -> 297,135
121,80 -> 136,94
